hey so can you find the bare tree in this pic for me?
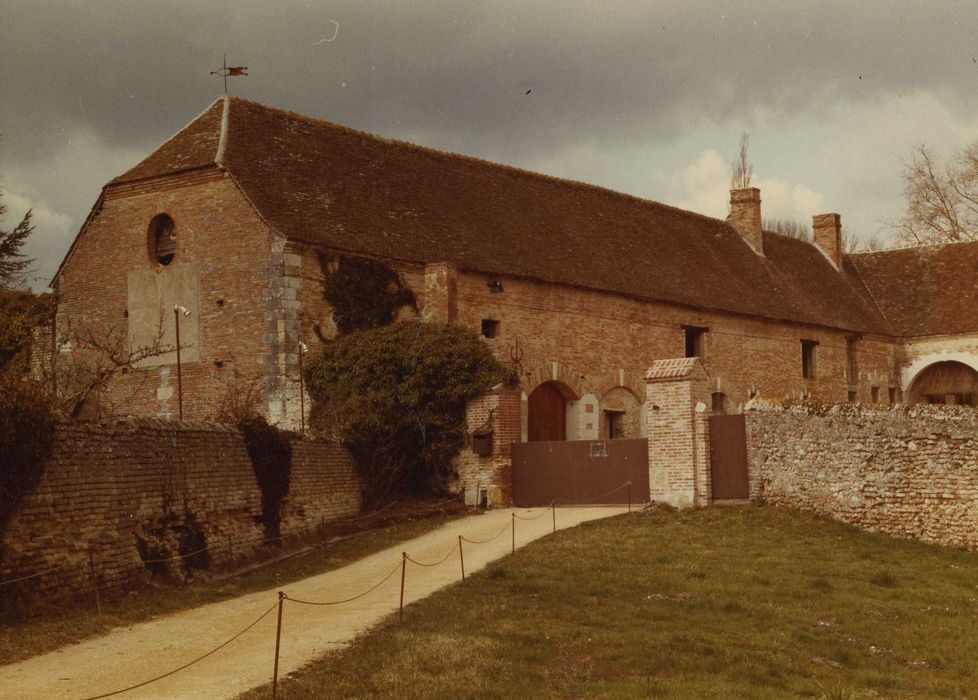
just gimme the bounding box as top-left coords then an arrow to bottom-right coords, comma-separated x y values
46,314 -> 174,419
844,230 -> 885,253
763,218 -> 811,240
731,132 -> 753,190
890,141 -> 978,245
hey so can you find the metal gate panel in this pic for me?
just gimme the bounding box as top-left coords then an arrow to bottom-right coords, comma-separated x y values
708,414 -> 749,500
512,438 -> 649,507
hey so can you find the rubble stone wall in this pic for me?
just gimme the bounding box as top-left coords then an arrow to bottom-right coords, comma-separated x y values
745,402 -> 978,550
0,419 -> 361,603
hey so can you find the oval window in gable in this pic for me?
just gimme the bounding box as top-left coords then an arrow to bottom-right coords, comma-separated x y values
148,214 -> 177,266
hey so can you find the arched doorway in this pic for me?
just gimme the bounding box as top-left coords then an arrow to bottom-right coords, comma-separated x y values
907,361 -> 978,407
528,382 -> 567,441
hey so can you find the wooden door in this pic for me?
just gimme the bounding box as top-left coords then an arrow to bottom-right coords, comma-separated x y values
709,414 -> 749,499
528,383 -> 566,442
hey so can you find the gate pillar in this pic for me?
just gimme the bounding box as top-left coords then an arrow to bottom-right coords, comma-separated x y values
645,358 -> 712,508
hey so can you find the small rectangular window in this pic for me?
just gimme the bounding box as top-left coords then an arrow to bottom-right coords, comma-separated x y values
888,387 -> 897,404
481,319 -> 499,338
848,390 -> 858,402
683,325 -> 708,359
871,386 -> 880,403
801,340 -> 818,379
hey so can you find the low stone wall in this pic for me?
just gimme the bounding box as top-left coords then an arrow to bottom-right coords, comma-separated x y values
0,419 -> 361,604
746,402 -> 978,550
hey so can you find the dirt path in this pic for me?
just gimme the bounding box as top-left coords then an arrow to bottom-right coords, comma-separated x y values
0,506 -> 625,700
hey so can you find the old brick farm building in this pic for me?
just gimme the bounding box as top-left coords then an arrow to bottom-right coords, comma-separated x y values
49,96 -> 978,508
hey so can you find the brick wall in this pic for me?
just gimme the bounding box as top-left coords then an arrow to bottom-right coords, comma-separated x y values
645,358 -> 712,507
0,420 -> 361,603
745,402 -> 978,550
453,269 -> 902,422
456,383 -> 522,505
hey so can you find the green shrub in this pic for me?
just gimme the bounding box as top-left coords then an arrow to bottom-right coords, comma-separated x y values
304,322 -> 512,506
0,376 -> 55,542
239,415 -> 293,539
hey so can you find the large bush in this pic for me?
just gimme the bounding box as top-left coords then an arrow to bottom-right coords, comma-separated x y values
304,322 -> 512,506
0,376 -> 55,543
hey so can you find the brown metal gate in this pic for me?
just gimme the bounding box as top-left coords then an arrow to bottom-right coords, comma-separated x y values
708,414 -> 749,500
512,438 -> 649,507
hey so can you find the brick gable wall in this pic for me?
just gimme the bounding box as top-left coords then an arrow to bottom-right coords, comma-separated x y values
54,172 -> 276,421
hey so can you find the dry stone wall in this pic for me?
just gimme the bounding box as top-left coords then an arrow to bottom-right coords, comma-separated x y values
746,402 -> 978,550
0,419 -> 361,605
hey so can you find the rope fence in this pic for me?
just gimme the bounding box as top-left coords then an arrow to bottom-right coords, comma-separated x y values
8,492 -> 636,699
77,599 -> 281,700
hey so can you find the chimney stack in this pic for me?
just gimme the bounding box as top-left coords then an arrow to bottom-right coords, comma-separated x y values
812,213 -> 842,268
728,188 -> 763,255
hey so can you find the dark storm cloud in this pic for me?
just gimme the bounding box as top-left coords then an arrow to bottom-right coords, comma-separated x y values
1,1 -> 978,285
4,1 -> 977,163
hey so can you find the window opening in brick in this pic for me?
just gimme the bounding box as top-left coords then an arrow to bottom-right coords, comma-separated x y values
481,319 -> 499,338
148,214 -> 177,266
846,336 -> 858,382
871,386 -> 880,402
888,387 -> 897,404
711,392 -> 727,413
848,390 -> 858,402
604,410 -> 624,439
683,325 -> 708,358
801,340 -> 818,379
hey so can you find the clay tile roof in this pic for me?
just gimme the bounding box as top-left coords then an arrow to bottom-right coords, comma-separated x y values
645,358 -> 704,381
846,241 -> 978,337
112,99 -> 225,183
110,97 -> 899,335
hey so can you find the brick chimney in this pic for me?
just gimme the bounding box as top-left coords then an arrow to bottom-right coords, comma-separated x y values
812,213 -> 842,268
728,188 -> 763,255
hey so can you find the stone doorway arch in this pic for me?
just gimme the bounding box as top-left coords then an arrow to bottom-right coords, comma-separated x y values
907,360 -> 978,407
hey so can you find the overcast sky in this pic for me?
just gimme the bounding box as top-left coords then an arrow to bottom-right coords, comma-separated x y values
2,1 -> 978,289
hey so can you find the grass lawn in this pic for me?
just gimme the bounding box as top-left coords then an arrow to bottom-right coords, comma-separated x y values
241,505 -> 978,699
0,500 -> 467,665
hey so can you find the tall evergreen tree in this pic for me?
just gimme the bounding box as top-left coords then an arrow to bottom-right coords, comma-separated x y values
0,189 -> 34,288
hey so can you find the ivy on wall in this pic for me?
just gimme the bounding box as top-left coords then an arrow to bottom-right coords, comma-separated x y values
239,415 -> 293,539
318,253 -> 417,336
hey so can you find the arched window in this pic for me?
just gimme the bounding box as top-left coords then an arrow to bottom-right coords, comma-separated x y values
148,214 -> 177,266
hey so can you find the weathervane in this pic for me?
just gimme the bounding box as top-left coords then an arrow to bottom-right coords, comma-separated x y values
210,54 -> 248,95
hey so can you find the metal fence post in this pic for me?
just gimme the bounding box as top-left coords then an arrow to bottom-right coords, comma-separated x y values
458,535 -> 465,582
628,481 -> 632,513
272,591 -> 285,698
88,548 -> 102,616
511,512 -> 515,554
399,552 -> 407,621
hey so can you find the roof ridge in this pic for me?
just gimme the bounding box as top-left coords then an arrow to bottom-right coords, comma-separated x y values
847,238 -> 978,255
215,95 -> 230,165
225,96 -> 732,229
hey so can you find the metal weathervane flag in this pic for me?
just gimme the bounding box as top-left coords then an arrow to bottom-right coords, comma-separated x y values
211,55 -> 248,94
